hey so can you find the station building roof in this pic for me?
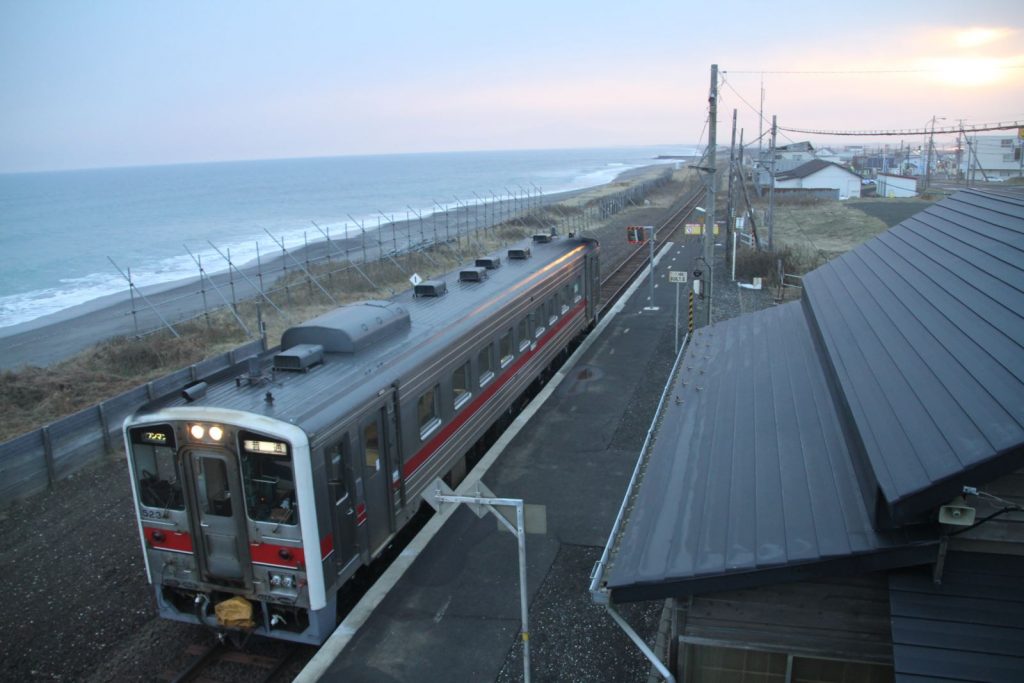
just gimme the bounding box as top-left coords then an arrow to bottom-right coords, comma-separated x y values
603,189 -> 1024,603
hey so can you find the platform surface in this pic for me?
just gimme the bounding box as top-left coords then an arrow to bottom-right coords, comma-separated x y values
316,240 -> 699,682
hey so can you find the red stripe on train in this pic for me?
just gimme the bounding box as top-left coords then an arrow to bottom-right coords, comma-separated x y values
402,299 -> 586,479
250,542 -> 305,569
143,526 -> 194,554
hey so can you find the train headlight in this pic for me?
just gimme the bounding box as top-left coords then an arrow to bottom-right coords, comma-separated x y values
189,424 -> 205,440
270,574 -> 282,587
208,425 -> 224,441
282,575 -> 295,589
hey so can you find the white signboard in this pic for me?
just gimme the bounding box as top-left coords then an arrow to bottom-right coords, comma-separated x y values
668,270 -> 687,284
409,272 -> 423,286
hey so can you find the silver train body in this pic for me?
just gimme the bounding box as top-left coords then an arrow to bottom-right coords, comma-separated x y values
123,236 -> 600,644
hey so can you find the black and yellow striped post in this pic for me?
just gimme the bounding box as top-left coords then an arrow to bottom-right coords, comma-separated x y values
688,291 -> 694,333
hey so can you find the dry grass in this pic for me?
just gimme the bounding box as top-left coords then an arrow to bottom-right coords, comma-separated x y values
0,167 -> 691,443
766,198 -> 889,262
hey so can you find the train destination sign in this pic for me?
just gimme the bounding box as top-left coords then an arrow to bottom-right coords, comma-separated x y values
243,438 -> 289,456
131,425 -> 175,448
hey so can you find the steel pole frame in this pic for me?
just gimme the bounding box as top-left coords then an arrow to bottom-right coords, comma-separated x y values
432,491 -> 531,683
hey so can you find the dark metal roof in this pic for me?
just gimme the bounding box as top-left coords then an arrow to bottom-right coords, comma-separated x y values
602,189 -> 1024,602
803,189 -> 1024,525
605,303 -> 937,602
776,159 -> 857,180
890,551 -> 1024,682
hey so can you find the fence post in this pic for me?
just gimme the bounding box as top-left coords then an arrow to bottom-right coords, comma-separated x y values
97,403 -> 112,454
41,426 -> 57,490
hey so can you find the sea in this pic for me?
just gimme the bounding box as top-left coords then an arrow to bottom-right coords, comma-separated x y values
0,145 -> 696,329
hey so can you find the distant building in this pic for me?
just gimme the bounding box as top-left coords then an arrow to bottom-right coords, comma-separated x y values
962,133 -> 1024,181
772,141 -> 816,173
755,141 -> 818,186
774,159 -> 862,199
876,173 -> 918,198
815,148 -> 840,163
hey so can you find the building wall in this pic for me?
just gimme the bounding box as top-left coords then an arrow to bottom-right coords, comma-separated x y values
963,134 -> 1024,179
876,174 -> 918,198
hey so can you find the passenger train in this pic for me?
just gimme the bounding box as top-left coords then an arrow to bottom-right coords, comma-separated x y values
123,234 -> 600,643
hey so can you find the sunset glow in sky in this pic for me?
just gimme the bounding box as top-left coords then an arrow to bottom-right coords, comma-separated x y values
1,0 -> 1022,172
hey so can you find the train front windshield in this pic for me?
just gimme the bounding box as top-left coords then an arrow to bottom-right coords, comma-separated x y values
129,425 -> 184,511
239,431 -> 298,525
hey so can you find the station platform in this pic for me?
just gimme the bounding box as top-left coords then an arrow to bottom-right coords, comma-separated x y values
299,238 -> 701,682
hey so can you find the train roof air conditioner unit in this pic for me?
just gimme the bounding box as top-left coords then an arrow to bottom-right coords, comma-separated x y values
414,280 -> 447,297
532,233 -> 552,243
475,256 -> 501,269
459,267 -> 488,283
274,343 -> 324,372
507,247 -> 531,260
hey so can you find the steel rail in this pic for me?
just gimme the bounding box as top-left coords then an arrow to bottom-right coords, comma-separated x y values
598,188 -> 706,315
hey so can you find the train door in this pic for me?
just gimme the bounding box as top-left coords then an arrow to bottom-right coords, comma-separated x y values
585,247 -> 601,318
359,408 -> 393,555
182,449 -> 252,588
327,436 -> 359,576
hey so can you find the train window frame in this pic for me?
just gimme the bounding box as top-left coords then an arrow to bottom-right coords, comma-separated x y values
453,361 -> 472,411
418,384 -> 441,440
196,456 -> 233,518
499,330 -> 514,368
547,297 -> 558,326
478,344 -> 495,386
330,435 -> 350,507
516,317 -> 530,352
239,431 -> 298,526
561,285 -> 571,314
130,430 -> 185,511
573,277 -> 582,303
363,421 -> 381,471
534,306 -> 546,338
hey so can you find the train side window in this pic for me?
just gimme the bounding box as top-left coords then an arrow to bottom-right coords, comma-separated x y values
418,385 -> 441,439
453,361 -> 472,410
547,297 -> 558,326
132,442 -> 184,510
478,344 -> 495,386
516,318 -> 530,351
363,422 -> 380,470
562,284 -> 572,313
534,306 -> 546,338
573,277 -> 582,303
499,330 -> 514,368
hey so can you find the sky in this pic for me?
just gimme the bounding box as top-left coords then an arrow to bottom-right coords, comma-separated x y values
1,0 -> 1022,173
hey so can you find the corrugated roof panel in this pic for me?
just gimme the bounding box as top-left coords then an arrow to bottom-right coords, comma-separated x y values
804,190 -> 1024,522
607,303 -> 919,598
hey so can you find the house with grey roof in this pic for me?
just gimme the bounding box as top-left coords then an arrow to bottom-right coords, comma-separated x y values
774,159 -> 863,199
591,189 -> 1024,682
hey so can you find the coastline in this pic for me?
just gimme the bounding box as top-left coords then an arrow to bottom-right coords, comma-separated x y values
0,164 -> 674,369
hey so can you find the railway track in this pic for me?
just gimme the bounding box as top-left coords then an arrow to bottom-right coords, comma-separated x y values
598,187 -> 706,315
167,640 -> 307,683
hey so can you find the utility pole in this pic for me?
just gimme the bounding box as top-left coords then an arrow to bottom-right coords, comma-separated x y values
768,115 -> 777,251
702,63 -> 718,326
956,119 -> 965,181
726,108 -> 737,268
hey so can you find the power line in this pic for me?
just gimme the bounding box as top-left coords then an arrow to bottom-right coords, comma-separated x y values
722,66 -> 1024,75
719,75 -> 796,145
778,120 -> 1024,136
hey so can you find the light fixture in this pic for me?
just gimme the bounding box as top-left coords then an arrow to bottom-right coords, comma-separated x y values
189,424 -> 205,440
208,425 -> 224,441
